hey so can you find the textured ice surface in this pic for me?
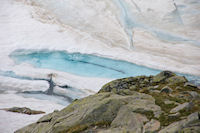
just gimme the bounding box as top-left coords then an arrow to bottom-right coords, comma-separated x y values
31,0 -> 200,46
19,93 -> 69,106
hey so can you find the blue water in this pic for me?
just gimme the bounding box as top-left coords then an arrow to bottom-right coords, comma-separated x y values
9,49 -> 200,86
10,49 -> 160,78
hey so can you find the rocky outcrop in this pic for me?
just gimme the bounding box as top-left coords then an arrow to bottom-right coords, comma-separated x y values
15,71 -> 200,133
159,112 -> 200,133
2,107 -> 45,115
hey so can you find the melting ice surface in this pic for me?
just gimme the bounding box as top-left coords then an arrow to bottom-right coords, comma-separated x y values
113,0 -> 200,46
9,49 -> 200,85
10,50 -> 161,78
1,49 -> 199,106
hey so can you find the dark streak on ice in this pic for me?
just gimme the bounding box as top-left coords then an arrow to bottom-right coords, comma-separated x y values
0,70 -> 74,102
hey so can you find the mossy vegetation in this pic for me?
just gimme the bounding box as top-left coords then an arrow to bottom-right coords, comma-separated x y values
158,113 -> 181,127
67,124 -> 89,133
179,100 -> 200,117
133,109 -> 154,120
67,121 -> 111,133
100,71 -> 200,128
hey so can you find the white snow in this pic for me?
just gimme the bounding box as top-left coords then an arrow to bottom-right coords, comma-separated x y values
0,75 -> 49,92
0,0 -> 200,76
9,64 -> 112,92
0,93 -> 65,133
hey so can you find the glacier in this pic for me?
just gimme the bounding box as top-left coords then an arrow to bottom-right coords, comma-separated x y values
0,0 -> 200,132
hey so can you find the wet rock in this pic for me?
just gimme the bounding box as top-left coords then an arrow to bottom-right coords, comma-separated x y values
160,86 -> 173,94
3,107 -> 45,115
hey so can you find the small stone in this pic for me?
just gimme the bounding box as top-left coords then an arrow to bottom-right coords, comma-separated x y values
147,86 -> 154,90
160,86 -> 173,94
169,112 -> 180,117
140,83 -> 146,87
182,91 -> 200,100
164,100 -> 179,105
187,112 -> 200,122
175,86 -> 183,91
3,107 -> 45,115
154,85 -> 159,89
144,119 -> 160,132
150,90 -> 160,93
170,102 -> 190,113
184,83 -> 198,88
129,85 -> 137,91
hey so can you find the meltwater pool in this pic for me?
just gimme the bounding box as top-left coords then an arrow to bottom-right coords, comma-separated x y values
10,49 -> 160,78
9,49 -> 200,85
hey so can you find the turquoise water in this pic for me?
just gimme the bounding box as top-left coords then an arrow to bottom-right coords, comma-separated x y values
10,49 -> 160,78
9,49 -> 200,85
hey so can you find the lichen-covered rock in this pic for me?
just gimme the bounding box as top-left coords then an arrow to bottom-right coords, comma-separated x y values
166,76 -> 188,85
152,71 -> 176,83
159,112 -> 200,133
15,92 -> 161,133
170,102 -> 191,113
99,76 -> 152,94
144,119 -> 160,133
185,91 -> 200,100
15,71 -> 200,133
2,107 -> 45,115
110,106 -> 148,133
